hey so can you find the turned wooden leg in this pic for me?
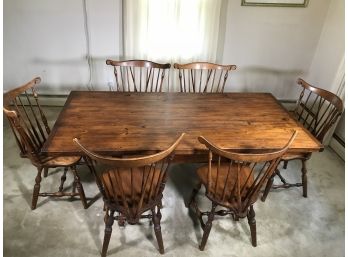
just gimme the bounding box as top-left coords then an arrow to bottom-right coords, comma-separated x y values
72,181 -> 77,196
158,200 -> 163,209
188,182 -> 201,207
32,167 -> 43,210
301,159 -> 308,198
261,172 -> 276,202
152,206 -> 164,254
104,206 -> 110,223
101,210 -> 115,257
283,160 -> 289,169
71,166 -> 88,209
58,167 -> 68,192
43,167 -> 49,177
157,204 -> 162,221
199,203 -> 217,251
276,169 -> 288,185
247,205 -> 257,247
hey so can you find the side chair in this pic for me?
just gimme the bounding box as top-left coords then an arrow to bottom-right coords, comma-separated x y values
173,62 -> 236,93
261,78 -> 343,201
73,133 -> 185,256
3,77 -> 88,210
188,131 -> 296,250
106,59 -> 171,92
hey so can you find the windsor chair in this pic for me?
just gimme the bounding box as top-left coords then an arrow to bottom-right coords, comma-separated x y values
106,59 -> 171,92
3,77 -> 87,210
188,132 -> 296,250
73,133 -> 185,256
262,78 -> 343,201
173,62 -> 236,93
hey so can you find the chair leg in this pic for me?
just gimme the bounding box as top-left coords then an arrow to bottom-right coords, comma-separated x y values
157,204 -> 162,221
275,169 -> 288,185
199,203 -> 217,251
43,167 -> 49,177
31,167 -> 43,210
187,182 -> 201,207
71,166 -> 88,209
261,171 -> 276,202
101,210 -> 115,257
283,160 -> 288,169
72,181 -> 77,196
152,206 -> 164,254
158,199 -> 163,209
301,159 -> 308,198
58,167 -> 68,192
247,205 -> 257,247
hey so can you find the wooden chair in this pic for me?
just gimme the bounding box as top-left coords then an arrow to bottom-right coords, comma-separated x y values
261,78 -> 343,201
173,62 -> 236,93
106,59 -> 171,92
188,132 -> 296,250
3,77 -> 88,210
73,133 -> 185,256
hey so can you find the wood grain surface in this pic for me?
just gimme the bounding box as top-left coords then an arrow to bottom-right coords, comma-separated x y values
42,92 -> 323,158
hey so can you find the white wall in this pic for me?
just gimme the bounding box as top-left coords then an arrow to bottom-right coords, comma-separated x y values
221,0 -> 331,99
306,0 -> 344,92
3,0 -> 122,94
305,0 -> 345,146
4,0 -> 343,99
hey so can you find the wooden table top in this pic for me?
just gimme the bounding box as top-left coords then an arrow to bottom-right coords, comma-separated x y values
42,91 -> 323,158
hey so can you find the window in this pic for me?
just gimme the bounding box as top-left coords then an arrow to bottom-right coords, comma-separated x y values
123,0 -> 222,63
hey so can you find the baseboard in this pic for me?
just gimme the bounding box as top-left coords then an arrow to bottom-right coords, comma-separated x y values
329,135 -> 345,160
279,101 -> 296,111
38,94 -> 68,106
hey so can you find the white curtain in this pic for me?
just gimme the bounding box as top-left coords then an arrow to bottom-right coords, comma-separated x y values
123,0 -> 222,64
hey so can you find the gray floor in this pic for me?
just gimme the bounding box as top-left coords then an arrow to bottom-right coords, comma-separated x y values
3,107 -> 345,257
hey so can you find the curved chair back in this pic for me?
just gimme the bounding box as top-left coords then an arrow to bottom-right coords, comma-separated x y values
74,133 -> 185,223
294,78 -> 343,142
198,131 -> 296,216
106,59 -> 171,92
3,77 -> 50,164
173,62 -> 236,93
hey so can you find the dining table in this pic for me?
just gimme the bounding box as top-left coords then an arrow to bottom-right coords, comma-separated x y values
41,91 -> 323,161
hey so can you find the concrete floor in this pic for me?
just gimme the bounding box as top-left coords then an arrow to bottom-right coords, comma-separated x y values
3,107 -> 345,257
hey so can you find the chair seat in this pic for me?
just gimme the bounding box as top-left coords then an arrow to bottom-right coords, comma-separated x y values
40,155 -> 81,167
196,163 -> 254,205
101,166 -> 163,208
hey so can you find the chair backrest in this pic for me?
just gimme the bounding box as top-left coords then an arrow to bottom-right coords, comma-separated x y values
173,62 -> 236,93
73,133 -> 185,223
3,77 -> 50,164
106,59 -> 171,92
198,131 -> 296,216
293,78 -> 343,142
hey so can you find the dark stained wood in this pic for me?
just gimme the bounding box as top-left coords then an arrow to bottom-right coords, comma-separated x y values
294,78 -> 343,142
173,62 -> 236,93
262,78 -> 344,200
74,134 -> 185,256
106,59 -> 171,92
188,132 -> 296,250
3,77 -> 88,210
42,91 -> 323,159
